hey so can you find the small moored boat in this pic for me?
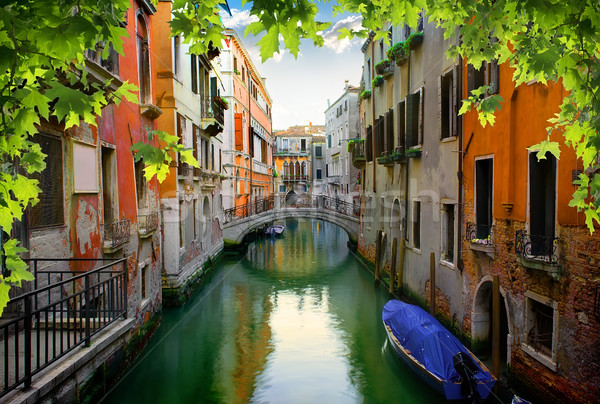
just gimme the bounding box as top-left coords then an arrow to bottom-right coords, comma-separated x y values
265,224 -> 285,237
382,299 -> 496,402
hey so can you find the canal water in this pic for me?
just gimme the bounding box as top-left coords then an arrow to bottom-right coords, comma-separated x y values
103,219 -> 444,403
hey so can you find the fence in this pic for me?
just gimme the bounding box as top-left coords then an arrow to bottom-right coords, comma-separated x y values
0,258 -> 127,398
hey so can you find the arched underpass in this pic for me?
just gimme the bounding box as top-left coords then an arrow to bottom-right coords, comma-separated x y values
223,194 -> 359,247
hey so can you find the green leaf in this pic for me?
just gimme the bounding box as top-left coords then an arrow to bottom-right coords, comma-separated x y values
528,140 -> 561,161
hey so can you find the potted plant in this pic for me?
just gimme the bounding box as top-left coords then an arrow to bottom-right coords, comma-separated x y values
387,41 -> 409,65
372,75 -> 384,88
360,90 -> 371,99
214,96 -> 229,110
375,59 -> 391,75
407,32 -> 424,50
234,68 -> 240,75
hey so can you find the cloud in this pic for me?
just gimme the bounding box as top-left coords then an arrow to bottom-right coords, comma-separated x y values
322,16 -> 364,54
221,8 -> 259,29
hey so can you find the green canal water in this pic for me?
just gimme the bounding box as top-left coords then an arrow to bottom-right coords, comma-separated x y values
103,218 -> 444,403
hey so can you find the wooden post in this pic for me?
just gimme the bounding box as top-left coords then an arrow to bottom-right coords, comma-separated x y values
429,252 -> 435,316
374,230 -> 382,280
492,274 -> 500,378
389,238 -> 398,294
397,238 -> 405,291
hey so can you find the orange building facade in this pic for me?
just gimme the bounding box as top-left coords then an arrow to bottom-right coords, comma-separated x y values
460,60 -> 600,402
220,29 -> 273,213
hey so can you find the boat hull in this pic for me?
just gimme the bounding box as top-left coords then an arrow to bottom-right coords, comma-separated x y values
265,225 -> 285,236
383,323 -> 496,400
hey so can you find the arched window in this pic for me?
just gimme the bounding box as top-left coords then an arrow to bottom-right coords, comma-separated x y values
295,161 -> 300,178
203,195 -> 210,238
236,169 -> 240,195
301,161 -> 306,178
283,161 -> 289,177
137,13 -> 151,104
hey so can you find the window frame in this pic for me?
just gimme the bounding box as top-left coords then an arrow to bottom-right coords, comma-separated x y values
522,291 -> 559,371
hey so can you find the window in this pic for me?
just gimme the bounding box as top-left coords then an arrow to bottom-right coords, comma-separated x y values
316,169 -> 322,180
211,144 -> 215,171
406,88 -> 423,148
30,134 -> 64,228
136,13 -> 151,104
134,159 -> 147,209
375,116 -> 384,157
385,109 -> 394,154
282,138 -> 289,151
301,139 -> 306,152
442,204 -> 455,262
85,41 -> 119,75
140,263 -> 147,300
191,54 -> 198,94
193,199 -> 198,240
467,61 -> 499,98
529,152 -> 556,255
475,158 -> 493,239
242,66 -> 246,83
315,145 -> 322,157
101,147 -> 117,224
233,56 -> 238,71
177,114 -> 187,175
327,135 -> 332,148
524,291 -> 558,370
366,126 -> 373,162
412,200 -> 421,249
173,36 -> 180,77
440,68 -> 458,139
366,58 -> 371,86
397,100 -> 406,150
279,185 -> 286,193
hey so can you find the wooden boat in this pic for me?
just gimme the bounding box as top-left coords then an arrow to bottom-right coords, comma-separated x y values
265,224 -> 285,237
382,300 -> 496,401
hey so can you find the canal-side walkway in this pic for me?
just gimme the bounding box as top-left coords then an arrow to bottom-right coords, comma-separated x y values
2,319 -> 134,404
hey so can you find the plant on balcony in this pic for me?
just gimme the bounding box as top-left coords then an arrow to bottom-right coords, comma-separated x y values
407,32 -> 424,50
375,59 -> 391,75
346,138 -> 364,152
234,68 -> 240,75
360,90 -> 371,99
213,95 -> 229,110
387,41 -> 409,65
371,75 -> 384,88
273,171 -> 279,177
405,149 -> 422,158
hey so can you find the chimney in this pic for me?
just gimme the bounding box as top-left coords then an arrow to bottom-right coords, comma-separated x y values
344,80 -> 349,90
327,99 -> 330,107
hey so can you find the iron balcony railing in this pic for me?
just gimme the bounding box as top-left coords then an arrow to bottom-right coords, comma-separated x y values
351,141 -> 366,168
515,230 -> 559,264
103,219 -> 130,249
466,222 -> 494,246
0,258 -> 127,398
282,174 -> 308,182
138,212 -> 159,235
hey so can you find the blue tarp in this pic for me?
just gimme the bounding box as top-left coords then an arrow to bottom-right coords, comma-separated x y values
382,299 -> 493,383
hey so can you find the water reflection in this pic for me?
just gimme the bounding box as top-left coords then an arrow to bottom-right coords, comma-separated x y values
103,219 -> 442,404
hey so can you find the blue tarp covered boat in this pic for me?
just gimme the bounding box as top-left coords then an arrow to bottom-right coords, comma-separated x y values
382,299 -> 496,401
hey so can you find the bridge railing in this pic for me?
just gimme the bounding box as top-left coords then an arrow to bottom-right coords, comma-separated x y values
223,195 -> 274,224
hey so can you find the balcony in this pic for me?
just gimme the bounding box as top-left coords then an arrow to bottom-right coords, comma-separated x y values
103,219 -> 131,252
178,162 -> 192,178
350,140 -> 365,168
515,230 -> 561,279
138,212 -> 159,237
282,174 -> 308,182
201,96 -> 225,136
327,175 -> 340,184
466,222 -> 495,257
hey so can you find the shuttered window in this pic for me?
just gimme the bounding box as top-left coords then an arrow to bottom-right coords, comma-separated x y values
30,134 -> 64,228
406,88 -> 423,148
439,68 -> 458,139
467,61 -> 499,98
234,113 -> 243,151
385,109 -> 394,154
366,126 -> 373,162
397,100 -> 406,151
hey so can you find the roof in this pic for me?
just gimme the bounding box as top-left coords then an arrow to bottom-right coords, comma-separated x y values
274,124 -> 325,137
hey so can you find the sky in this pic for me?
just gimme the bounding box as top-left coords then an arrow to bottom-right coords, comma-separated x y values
221,1 -> 365,131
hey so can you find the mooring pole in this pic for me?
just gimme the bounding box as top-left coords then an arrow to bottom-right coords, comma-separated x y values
389,238 -> 398,294
492,274 -> 501,378
374,230 -> 382,281
397,238 -> 405,291
430,252 -> 435,316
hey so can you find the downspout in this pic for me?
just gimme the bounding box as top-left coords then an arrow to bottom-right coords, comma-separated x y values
371,38 -> 377,194
247,71 -> 253,208
403,39 -> 411,239
457,54 -> 464,271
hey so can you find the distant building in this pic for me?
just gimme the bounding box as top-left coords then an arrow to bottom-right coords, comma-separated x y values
273,124 -> 324,200
311,135 -> 326,196
220,29 -> 274,213
324,81 -> 361,204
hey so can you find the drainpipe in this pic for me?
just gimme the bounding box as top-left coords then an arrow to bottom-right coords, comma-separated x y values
371,38 -> 377,194
402,38 -> 411,240
457,55 -> 464,271
247,70 -> 253,211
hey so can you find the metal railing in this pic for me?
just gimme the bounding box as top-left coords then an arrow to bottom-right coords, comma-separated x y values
466,222 -> 494,246
352,141 -> 366,168
515,230 -> 559,264
103,219 -> 130,249
282,174 -> 308,182
322,196 -> 360,217
138,212 -> 159,235
0,258 -> 127,398
223,195 -> 274,225
283,195 -> 360,217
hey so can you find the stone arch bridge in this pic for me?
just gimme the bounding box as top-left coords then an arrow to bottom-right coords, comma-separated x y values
223,194 -> 360,247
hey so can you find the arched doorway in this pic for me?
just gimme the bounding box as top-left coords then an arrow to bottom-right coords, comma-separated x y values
203,195 -> 211,241
285,190 -> 297,205
472,279 -> 510,366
